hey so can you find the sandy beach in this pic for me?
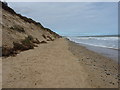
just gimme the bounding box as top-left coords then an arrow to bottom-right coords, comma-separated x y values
2,38 -> 118,88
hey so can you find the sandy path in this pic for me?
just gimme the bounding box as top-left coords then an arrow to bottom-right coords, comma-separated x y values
3,38 -> 91,88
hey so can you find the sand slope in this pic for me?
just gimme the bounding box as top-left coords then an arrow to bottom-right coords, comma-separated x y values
2,2 -> 61,57
3,38 -> 91,88
3,38 -> 118,88
0,58 -> 2,89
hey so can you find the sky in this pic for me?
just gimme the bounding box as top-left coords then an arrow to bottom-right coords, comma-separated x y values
7,2 -> 118,36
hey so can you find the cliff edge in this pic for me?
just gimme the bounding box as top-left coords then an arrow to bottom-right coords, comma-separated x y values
1,2 -> 61,56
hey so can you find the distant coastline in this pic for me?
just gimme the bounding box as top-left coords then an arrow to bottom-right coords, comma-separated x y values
64,35 -> 120,37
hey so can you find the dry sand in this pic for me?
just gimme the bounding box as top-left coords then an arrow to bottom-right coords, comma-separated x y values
2,38 -> 118,88
0,58 -> 2,89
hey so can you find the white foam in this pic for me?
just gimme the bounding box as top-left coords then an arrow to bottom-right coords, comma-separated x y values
76,41 -> 118,50
74,37 -> 119,41
67,36 -> 119,50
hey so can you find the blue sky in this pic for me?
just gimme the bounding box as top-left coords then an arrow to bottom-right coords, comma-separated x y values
8,2 -> 118,36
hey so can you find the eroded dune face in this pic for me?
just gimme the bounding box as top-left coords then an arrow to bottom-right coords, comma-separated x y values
0,2 -> 2,48
1,2 -> 61,56
0,15 -> 1,87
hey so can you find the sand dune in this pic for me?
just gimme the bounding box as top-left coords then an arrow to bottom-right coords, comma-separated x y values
2,38 -> 118,88
0,58 -> 1,89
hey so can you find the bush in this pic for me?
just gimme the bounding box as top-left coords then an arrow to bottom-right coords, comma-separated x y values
21,37 -> 34,49
13,42 -> 28,51
22,38 -> 31,45
28,35 -> 34,41
10,25 -> 25,33
17,36 -> 40,51
2,46 -> 14,56
3,1 -> 8,6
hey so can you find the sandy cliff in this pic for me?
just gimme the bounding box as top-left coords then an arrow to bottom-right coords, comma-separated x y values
1,2 -> 61,56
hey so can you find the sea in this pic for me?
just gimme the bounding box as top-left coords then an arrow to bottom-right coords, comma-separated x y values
67,36 -> 119,62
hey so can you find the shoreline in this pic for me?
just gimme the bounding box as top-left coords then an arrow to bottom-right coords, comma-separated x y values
83,44 -> 119,62
66,37 -> 119,62
68,40 -> 118,62
2,38 -> 118,88
67,39 -> 118,87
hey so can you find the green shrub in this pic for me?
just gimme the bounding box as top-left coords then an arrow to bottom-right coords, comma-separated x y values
10,25 -> 25,33
21,36 -> 34,49
13,42 -> 27,51
2,46 -> 15,56
22,37 -> 32,45
28,35 -> 34,41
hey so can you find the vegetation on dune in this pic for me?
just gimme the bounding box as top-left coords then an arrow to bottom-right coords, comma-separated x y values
10,25 -> 25,33
2,1 -> 61,38
2,1 -> 61,39
13,42 -> 30,51
2,35 -> 48,57
2,46 -> 14,56
3,36 -> 35,56
2,1 -> 61,57
21,37 -> 34,49
27,35 -> 34,41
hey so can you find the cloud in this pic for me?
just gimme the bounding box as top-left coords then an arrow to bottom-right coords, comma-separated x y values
8,2 -> 118,36
4,0 -> 119,2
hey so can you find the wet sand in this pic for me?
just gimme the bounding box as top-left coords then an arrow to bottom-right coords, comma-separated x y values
68,40 -> 118,88
2,38 -> 118,88
77,43 -> 118,62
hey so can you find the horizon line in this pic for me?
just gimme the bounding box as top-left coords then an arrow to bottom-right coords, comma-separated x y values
1,0 -> 119,2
